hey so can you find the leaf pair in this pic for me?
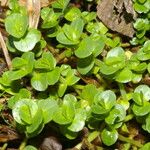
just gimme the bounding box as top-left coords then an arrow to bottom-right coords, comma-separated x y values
13,98 -> 58,138
56,18 -> 84,45
5,13 -> 41,52
31,52 -> 60,91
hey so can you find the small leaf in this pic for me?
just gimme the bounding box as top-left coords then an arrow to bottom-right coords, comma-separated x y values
26,109 -> 43,136
58,83 -> 67,97
53,97 -> 75,125
5,13 -> 28,38
35,51 -> 56,70
134,85 -> 150,101
41,7 -> 60,28
94,90 -> 116,110
65,69 -> 80,86
52,0 -> 70,11
13,29 -> 41,52
38,99 -> 58,124
132,101 -> 150,116
101,129 -> 118,146
145,114 -> 150,133
105,104 -> 126,125
56,31 -> 79,45
12,99 -> 38,125
81,84 -> 99,105
68,108 -> 86,132
75,36 -> 104,58
65,7 -> 81,21
47,67 -> 60,85
77,55 -> 94,75
24,146 -> 37,150
139,142 -> 150,150
115,68 -> 132,83
31,72 -> 48,91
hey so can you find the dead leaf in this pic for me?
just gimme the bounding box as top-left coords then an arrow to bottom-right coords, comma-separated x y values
97,0 -> 137,37
0,125 -> 20,142
39,136 -> 62,150
19,0 -> 56,7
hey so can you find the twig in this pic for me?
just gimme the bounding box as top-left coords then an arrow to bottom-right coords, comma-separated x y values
0,31 -> 12,69
0,0 -> 8,6
19,137 -> 27,150
27,0 -> 41,29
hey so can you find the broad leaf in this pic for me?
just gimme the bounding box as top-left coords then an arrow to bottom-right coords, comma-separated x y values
101,129 -> 118,146
31,72 -> 48,91
14,29 -> 41,52
5,13 -> 28,38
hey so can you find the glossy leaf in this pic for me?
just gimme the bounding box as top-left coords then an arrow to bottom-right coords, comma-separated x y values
132,101 -> 150,116
101,129 -> 118,146
115,68 -> 132,83
5,13 -> 28,38
12,99 -> 38,125
68,108 -> 86,132
75,36 -> 104,58
13,29 -> 41,52
35,51 -> 56,70
31,73 -> 48,91
38,99 -> 58,124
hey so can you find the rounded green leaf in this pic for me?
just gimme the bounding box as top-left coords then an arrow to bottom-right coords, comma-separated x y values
12,99 -> 38,125
65,7 -> 81,21
24,146 -> 37,150
139,143 -> 150,150
13,29 -> 41,52
26,108 -> 43,134
53,103 -> 75,125
105,104 -> 126,125
47,67 -> 60,85
134,85 -> 150,101
5,13 -> 28,38
35,51 -> 56,70
38,99 -> 58,124
81,84 -> 99,105
56,31 -> 79,45
94,90 -> 116,110
77,55 -> 94,75
101,129 -> 118,146
68,108 -> 86,132
31,73 -> 48,91
115,68 -> 132,83
75,36 -> 104,58
24,145 -> 37,150
145,114 -> 150,133
132,101 -> 150,116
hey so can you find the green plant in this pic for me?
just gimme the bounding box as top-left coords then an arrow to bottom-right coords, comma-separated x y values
1,0 -> 150,149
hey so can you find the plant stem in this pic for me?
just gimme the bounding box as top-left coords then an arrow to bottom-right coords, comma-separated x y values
118,134 -> 143,148
124,114 -> 134,122
47,44 -> 58,55
0,31 -> 12,69
73,84 -> 84,90
121,43 -> 131,48
56,50 -> 66,63
1,143 -> 7,150
118,83 -> 127,101
19,137 -> 28,150
75,131 -> 100,150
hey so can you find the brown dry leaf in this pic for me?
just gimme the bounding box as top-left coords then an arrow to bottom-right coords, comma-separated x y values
97,0 -> 137,37
39,136 -> 62,150
19,0 -> 56,7
0,125 -> 20,142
